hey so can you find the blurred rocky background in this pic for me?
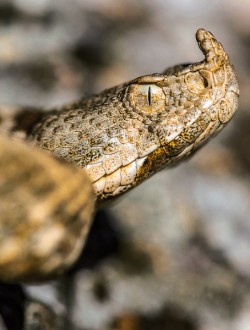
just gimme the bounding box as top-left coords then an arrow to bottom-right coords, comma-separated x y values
0,0 -> 249,329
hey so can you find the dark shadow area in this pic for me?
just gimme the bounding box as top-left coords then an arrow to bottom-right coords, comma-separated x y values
68,209 -> 121,274
72,15 -> 115,70
0,3 -> 55,26
92,277 -> 110,303
0,282 -> 25,330
1,62 -> 57,91
118,244 -> 153,275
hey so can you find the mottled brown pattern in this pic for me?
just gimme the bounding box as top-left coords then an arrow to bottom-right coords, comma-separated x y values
0,29 -> 239,282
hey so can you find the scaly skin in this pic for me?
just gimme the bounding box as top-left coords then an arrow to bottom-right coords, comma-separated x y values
0,135 -> 94,282
0,29 -> 239,282
29,29 -> 239,201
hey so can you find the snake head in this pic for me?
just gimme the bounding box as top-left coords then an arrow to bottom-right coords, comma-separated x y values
126,28 -> 239,164
30,29 -> 239,201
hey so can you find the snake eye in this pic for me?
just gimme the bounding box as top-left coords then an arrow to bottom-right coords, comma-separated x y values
128,84 -> 166,114
148,86 -> 152,106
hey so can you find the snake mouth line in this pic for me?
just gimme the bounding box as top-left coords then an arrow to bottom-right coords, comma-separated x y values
228,87 -> 240,97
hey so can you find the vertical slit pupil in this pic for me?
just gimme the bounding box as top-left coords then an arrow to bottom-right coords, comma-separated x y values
148,86 -> 151,106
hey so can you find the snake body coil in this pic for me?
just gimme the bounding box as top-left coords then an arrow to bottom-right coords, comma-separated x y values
0,29 -> 239,281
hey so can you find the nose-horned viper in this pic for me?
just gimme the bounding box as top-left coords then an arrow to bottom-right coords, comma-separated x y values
0,29 -> 239,281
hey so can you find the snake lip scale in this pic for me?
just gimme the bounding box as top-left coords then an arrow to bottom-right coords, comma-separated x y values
0,29 -> 239,282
